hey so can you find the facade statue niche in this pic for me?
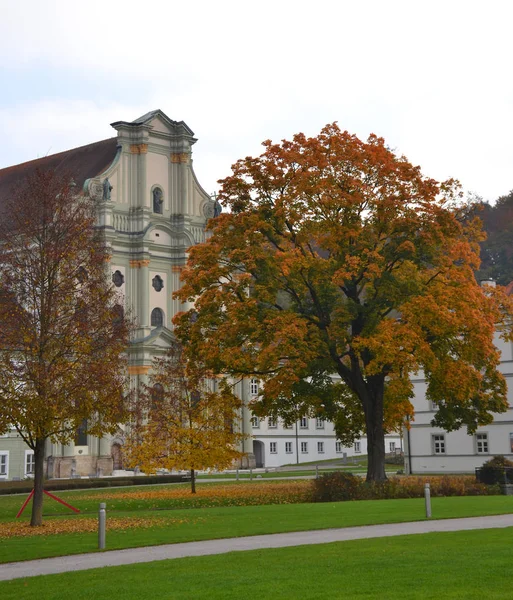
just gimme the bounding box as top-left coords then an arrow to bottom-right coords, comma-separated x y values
103,178 -> 113,201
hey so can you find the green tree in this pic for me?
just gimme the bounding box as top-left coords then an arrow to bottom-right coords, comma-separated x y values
474,191 -> 513,286
0,169 -> 131,525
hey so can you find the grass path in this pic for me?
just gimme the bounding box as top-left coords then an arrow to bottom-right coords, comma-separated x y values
1,527 -> 513,599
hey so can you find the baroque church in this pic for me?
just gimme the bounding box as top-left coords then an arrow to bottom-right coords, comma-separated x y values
0,110 -> 401,480
0,109 -> 257,479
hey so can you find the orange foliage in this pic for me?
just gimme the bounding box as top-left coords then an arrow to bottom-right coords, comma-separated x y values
0,516 -> 200,539
80,481 -> 311,506
0,169 -> 132,525
174,124 -> 513,481
124,344 -> 245,490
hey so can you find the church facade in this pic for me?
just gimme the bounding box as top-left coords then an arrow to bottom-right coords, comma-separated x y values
0,109 -> 256,479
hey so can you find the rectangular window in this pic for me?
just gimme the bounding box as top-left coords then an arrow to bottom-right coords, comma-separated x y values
318,441 -> 324,453
316,418 -> 325,429
476,433 -> 488,454
299,417 -> 308,429
389,441 -> 396,453
433,434 -> 446,455
354,441 -> 361,453
301,441 -> 308,453
285,441 -> 293,454
268,417 -> 277,428
0,452 -> 8,478
335,441 -> 343,453
25,451 -> 35,476
270,442 -> 277,454
251,415 -> 259,428
250,378 -> 259,396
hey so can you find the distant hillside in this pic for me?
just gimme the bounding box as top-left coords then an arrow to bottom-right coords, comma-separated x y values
474,191 -> 513,286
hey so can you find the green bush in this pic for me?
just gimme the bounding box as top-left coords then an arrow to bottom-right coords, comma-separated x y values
0,474 -> 186,495
384,454 -> 404,466
481,455 -> 513,469
477,455 -> 513,485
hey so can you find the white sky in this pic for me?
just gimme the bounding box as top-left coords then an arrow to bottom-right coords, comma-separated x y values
0,0 -> 512,202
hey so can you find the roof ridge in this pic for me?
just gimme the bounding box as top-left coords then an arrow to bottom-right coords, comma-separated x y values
0,137 -> 117,173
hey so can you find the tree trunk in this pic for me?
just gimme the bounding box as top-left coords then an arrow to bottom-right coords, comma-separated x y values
190,468 -> 196,494
30,438 -> 46,526
363,384 -> 387,482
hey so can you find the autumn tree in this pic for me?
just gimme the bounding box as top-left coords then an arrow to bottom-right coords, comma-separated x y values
174,124 -> 513,482
0,169 -> 131,525
124,343 -> 245,493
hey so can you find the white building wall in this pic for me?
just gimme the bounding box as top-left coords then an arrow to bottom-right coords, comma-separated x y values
252,416 -> 402,468
406,332 -> 513,474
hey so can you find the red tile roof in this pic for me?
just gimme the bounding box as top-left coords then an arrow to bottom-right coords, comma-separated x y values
0,137 -> 119,206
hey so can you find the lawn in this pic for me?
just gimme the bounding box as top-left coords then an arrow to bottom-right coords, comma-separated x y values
1,493 -> 512,564
1,527 -> 512,598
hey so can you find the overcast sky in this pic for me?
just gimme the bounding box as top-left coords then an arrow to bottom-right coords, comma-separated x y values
1,0 -> 511,203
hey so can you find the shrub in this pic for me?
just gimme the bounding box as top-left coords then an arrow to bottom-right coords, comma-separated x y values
0,474 -> 187,496
311,472 -> 362,502
310,474 -> 499,503
481,455 -> 513,469
384,454 -> 404,466
477,455 -> 513,484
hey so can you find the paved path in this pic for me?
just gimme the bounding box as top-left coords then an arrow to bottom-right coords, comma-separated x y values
1,514 -> 513,582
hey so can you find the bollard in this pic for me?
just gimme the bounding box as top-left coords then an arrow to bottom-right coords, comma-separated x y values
236,469 -> 239,481
424,483 -> 432,518
98,502 -> 106,549
250,468 -> 253,481
316,465 -> 319,479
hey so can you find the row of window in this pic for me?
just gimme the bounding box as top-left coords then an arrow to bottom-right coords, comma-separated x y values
432,433 -> 489,455
0,451 -> 34,479
269,441 -> 327,454
265,441 -> 365,455
265,440 -> 399,455
251,416 -> 326,429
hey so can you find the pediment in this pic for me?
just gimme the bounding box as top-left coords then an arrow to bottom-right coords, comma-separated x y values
111,109 -> 195,141
144,326 -> 176,347
151,328 -> 176,348
148,115 -> 173,135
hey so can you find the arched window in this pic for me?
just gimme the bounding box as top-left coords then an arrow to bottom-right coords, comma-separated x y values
151,307 -> 164,327
153,187 -> 163,214
111,443 -> 123,470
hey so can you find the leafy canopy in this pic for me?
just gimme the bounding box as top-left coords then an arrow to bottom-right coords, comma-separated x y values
0,169 -> 131,448
174,124 -> 513,445
124,343 -> 245,480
